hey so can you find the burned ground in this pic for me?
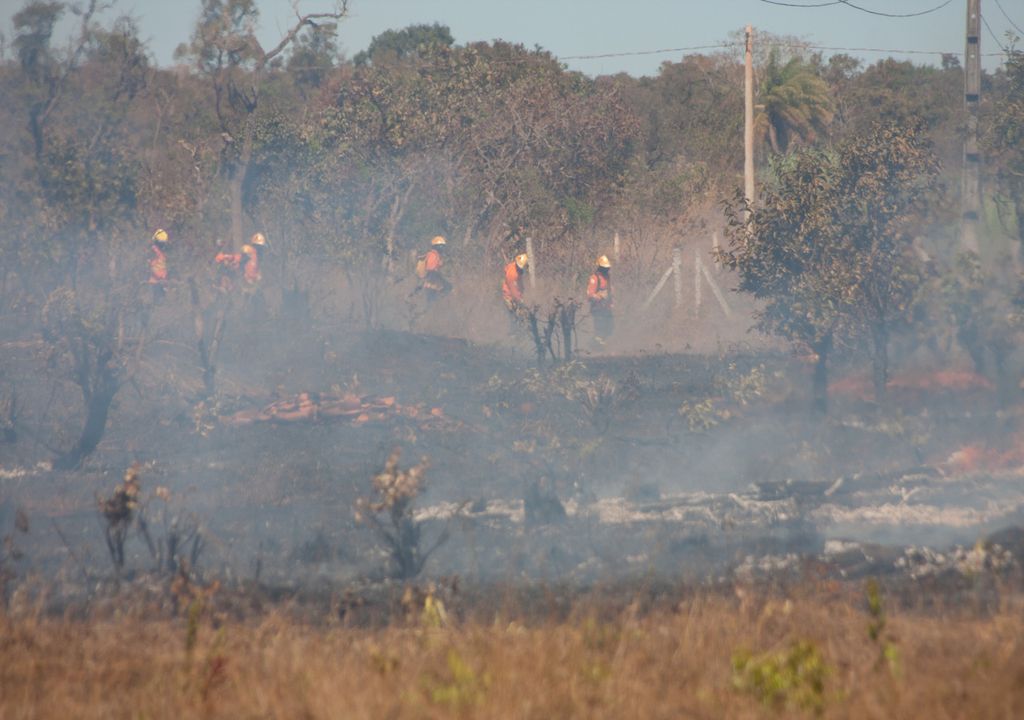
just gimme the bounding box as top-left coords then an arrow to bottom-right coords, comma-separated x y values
3,291 -> 1023,617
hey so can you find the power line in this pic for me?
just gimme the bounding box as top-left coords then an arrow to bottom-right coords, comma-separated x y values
758,0 -> 842,7
992,0 -> 1024,37
981,13 -> 1010,54
562,41 -> 1004,61
760,0 -> 954,16
801,42 -> 986,56
560,43 -> 732,60
833,0 -> 954,18
284,39 -> 1007,71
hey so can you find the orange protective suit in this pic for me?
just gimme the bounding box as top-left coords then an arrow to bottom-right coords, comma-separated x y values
242,246 -> 261,285
215,246 -> 261,291
214,252 -> 243,292
420,248 -> 448,295
587,269 -> 614,343
502,261 -> 524,309
586,271 -> 612,309
148,244 -> 168,286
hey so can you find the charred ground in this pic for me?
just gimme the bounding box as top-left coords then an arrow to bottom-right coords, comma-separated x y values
3,287 -> 1023,614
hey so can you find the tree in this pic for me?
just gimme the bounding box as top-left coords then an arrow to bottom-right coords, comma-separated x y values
754,49 -> 834,155
176,0 -> 348,250
988,45 -> 1024,252
721,150 -> 849,414
41,286 -> 134,469
836,123 -> 940,400
12,0 -> 66,158
286,21 -> 339,92
1,2 -> 149,294
290,40 -> 638,273
352,23 -> 453,66
721,123 -> 938,411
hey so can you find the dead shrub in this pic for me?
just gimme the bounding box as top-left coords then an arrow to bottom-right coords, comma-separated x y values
522,298 -> 581,368
97,464 -> 204,579
355,449 -> 459,579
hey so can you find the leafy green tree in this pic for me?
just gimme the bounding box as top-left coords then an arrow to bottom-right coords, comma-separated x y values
286,22 -> 339,92
934,253 -> 1020,399
294,40 -> 638,271
608,53 -> 742,172
11,0 -> 65,158
755,49 -> 834,155
176,0 -> 347,250
839,59 -> 961,146
2,1 -> 148,291
353,23 -> 453,66
722,123 -> 938,410
835,123 -> 940,399
722,149 -> 849,413
988,45 -> 1024,251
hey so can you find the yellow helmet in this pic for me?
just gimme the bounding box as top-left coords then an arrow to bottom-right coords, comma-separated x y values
152,229 -> 168,243
250,232 -> 267,247
431,235 -> 447,246
515,253 -> 529,270
597,255 -> 611,269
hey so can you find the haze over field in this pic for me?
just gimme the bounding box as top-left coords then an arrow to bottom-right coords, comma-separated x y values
3,0 -> 1024,716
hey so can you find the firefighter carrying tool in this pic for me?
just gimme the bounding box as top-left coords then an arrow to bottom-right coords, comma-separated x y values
416,235 -> 451,302
502,253 -> 529,330
587,254 -> 614,345
215,232 -> 267,292
148,229 -> 170,301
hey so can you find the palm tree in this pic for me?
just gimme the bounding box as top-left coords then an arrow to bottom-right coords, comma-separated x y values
755,50 -> 835,155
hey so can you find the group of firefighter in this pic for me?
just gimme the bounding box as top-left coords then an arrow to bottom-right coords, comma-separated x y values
147,228 -> 268,302
147,229 -> 614,344
419,234 -> 615,345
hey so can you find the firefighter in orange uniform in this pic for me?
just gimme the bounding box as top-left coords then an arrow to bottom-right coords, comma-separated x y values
502,253 -> 529,330
215,232 -> 267,292
587,255 -> 614,345
242,232 -> 267,287
418,235 -> 451,302
214,247 -> 243,292
148,229 -> 170,301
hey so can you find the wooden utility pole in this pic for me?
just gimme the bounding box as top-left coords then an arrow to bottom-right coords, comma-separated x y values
744,25 -> 755,217
962,0 -> 981,252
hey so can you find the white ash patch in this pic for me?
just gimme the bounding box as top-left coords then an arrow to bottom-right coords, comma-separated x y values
734,553 -> 801,582
896,543 -> 1016,578
415,499 -> 524,524
812,500 -> 1021,528
823,539 -> 863,556
0,461 -> 51,480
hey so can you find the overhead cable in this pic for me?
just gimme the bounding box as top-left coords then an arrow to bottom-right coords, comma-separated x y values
981,13 -> 1011,55
563,41 -> 1004,61
560,43 -> 732,60
833,0 -> 954,17
758,1 -> 842,7
993,0 -> 1024,37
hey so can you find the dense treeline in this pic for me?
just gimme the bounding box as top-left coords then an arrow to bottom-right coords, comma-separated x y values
2,0 -> 1020,291
2,0 -> 1024,438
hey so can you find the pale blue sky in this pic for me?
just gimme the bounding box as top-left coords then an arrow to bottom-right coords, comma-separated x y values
0,0 -> 1018,75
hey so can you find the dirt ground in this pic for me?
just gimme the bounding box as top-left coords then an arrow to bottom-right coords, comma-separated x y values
2,270 -> 1023,612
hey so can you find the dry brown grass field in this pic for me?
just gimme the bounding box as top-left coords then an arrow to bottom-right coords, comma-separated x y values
3,584 -> 1024,719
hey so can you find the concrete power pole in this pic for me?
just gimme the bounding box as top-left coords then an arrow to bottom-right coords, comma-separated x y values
744,25 -> 755,217
962,0 -> 981,253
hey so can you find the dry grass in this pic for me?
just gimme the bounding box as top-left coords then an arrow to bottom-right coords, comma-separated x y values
3,586 -> 1024,719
